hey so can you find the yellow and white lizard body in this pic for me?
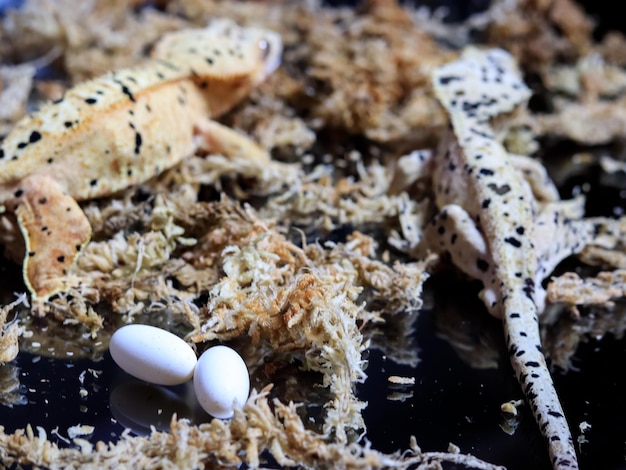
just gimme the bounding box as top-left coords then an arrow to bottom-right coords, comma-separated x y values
0,20 -> 282,302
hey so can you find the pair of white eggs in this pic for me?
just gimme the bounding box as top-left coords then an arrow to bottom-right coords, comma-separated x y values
110,324 -> 249,419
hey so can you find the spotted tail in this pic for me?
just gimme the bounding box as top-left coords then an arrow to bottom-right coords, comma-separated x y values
503,294 -> 578,469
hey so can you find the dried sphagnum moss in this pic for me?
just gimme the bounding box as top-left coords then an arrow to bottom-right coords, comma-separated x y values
0,389 -> 506,470
2,0 -> 626,468
0,296 -> 25,364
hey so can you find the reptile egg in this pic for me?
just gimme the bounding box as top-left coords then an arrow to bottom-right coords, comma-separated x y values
110,324 -> 197,386
193,345 -> 250,419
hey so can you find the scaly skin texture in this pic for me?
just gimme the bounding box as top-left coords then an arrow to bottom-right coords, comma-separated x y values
428,49 -> 579,469
0,20 -> 282,302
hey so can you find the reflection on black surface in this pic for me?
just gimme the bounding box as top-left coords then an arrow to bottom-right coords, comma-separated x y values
359,273 -> 626,470
0,352 -> 126,446
0,362 -> 26,407
109,380 -> 195,436
359,276 -> 553,470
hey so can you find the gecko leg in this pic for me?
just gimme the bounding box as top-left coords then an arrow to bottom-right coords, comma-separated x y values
531,196 -> 591,311
510,153 -> 560,203
9,174 -> 91,302
194,118 -> 271,162
388,149 -> 433,194
427,204 -> 500,317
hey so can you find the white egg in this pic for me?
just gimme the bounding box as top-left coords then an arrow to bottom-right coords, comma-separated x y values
110,324 -> 197,386
193,345 -> 250,419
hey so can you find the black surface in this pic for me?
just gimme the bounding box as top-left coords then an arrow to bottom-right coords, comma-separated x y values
2,354 -> 126,445
358,277 -> 626,470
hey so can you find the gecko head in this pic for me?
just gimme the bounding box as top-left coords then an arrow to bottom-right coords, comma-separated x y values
219,22 -> 283,84
151,20 -> 283,116
199,19 -> 283,83
152,19 -> 283,84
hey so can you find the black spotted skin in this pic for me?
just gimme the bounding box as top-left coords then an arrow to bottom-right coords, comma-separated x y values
431,49 -> 579,469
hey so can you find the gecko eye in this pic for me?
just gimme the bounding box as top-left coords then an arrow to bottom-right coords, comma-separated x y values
258,39 -> 271,62
257,33 -> 282,77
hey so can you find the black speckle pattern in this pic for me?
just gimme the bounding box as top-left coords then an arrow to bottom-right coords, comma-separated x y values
504,236 -> 522,248
134,132 -> 143,155
29,131 -> 42,143
433,48 -> 580,468
115,79 -> 136,102
476,258 -> 489,272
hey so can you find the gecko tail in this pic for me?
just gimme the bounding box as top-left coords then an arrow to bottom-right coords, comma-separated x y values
504,302 -> 579,469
